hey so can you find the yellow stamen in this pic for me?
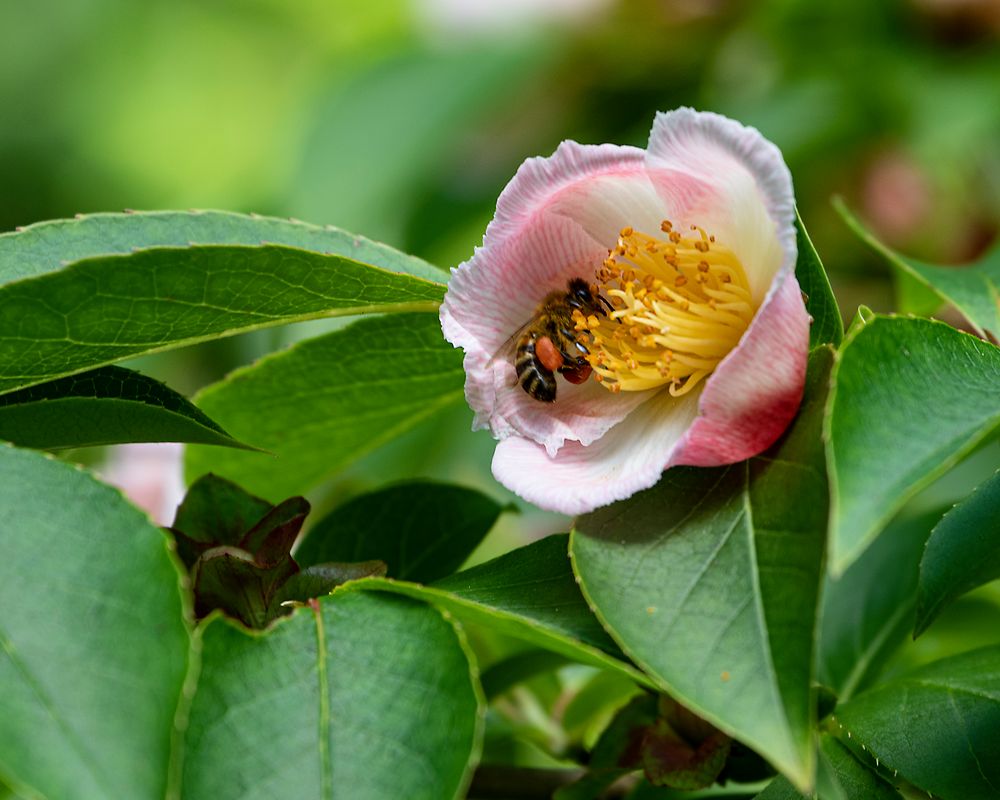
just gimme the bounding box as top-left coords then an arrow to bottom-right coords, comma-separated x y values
586,220 -> 756,396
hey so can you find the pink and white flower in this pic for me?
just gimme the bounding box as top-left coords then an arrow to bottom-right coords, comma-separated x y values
440,108 -> 810,515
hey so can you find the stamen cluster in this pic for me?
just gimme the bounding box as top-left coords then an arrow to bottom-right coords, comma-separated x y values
575,221 -> 756,396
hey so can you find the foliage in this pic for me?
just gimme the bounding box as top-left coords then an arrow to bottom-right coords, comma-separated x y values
0,197 -> 996,800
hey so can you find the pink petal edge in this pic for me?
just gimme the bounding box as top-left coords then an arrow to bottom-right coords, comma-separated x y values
670,269 -> 810,467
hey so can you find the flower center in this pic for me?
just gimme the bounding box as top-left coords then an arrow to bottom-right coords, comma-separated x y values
575,220 -> 756,397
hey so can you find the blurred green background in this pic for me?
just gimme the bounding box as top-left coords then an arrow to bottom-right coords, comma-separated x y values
2,0 -> 998,546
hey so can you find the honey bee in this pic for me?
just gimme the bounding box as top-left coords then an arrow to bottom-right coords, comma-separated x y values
498,278 -> 612,403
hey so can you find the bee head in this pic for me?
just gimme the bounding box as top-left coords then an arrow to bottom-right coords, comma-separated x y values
567,278 -> 594,307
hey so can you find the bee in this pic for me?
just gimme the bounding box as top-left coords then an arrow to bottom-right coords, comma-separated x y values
499,278 -> 612,403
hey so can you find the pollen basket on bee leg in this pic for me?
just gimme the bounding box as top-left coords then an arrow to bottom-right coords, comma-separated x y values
579,221 -> 757,397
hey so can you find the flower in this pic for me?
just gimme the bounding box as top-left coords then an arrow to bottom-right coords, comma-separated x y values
440,108 -> 810,515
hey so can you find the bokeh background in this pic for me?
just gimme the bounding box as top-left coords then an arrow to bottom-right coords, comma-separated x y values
2,0 -> 999,537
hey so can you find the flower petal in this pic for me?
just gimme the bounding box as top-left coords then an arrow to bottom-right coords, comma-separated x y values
645,108 -> 796,304
492,389 -> 702,515
441,140 -> 658,453
669,269 -> 810,467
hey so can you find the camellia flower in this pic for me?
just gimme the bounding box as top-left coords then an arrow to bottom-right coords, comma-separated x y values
440,108 -> 810,515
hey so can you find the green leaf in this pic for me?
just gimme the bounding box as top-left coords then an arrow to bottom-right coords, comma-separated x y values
184,312 -> 464,501
0,445 -> 190,800
181,590 -> 482,800
916,469 -> 1000,636
0,365 -> 247,450
571,348 -> 835,790
795,211 -> 843,348
0,209 -> 441,286
836,199 -> 1000,339
825,315 -> 1000,573
295,481 -> 509,583
834,646 -> 1000,800
818,509 -> 942,702
0,237 -> 444,395
754,735 -> 901,800
357,534 -> 651,687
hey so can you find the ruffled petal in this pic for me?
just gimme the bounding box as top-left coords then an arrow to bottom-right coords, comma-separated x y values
441,140 -> 660,453
669,269 -> 810,467
645,108 -> 796,304
492,389 -> 702,515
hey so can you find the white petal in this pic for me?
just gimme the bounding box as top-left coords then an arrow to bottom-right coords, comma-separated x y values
492,388 -> 702,515
645,108 -> 796,304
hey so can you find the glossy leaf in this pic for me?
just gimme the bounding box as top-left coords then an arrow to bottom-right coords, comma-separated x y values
836,200 -> 1000,339
572,348 -> 834,790
357,534 -> 651,687
0,209 -> 442,286
0,365 -> 247,450
181,590 -> 482,800
185,312 -> 464,500
0,240 -> 444,395
295,481 -> 509,583
825,315 -> 1000,573
818,509 -> 942,702
834,646 -> 1000,800
916,469 -> 1000,635
0,445 -> 190,800
795,211 -> 843,348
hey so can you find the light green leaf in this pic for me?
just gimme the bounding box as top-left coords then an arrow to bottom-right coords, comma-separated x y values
0,365 -> 248,450
0,209 -> 442,285
295,481 -> 509,584
358,534 -> 651,688
825,315 -> 1000,573
795,211 -> 843,348
818,509 -> 942,702
181,590 -> 482,800
0,226 -> 444,394
836,199 -> 1000,339
916,469 -> 1000,636
834,646 -> 1000,800
0,445 -> 190,800
184,312 -> 464,500
571,348 -> 834,791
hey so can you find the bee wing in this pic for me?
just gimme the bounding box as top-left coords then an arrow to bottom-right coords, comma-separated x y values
486,317 -> 535,376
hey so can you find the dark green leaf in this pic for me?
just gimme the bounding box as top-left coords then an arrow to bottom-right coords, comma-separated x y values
571,348 -> 834,790
0,209 -> 441,286
193,545 -> 297,629
238,495 -> 309,566
555,694 -> 658,800
834,646 -> 1000,800
172,473 -> 272,547
825,315 -> 1000,573
0,243 -> 443,395
185,312 -> 464,501
814,735 -> 902,800
357,534 -> 651,687
478,650 -> 571,700
916,469 -> 1000,635
0,445 -> 190,800
181,590 -> 482,800
818,509 -> 942,702
754,735 -> 901,800
295,480 -> 509,583
272,561 -> 387,608
0,365 -> 248,450
836,199 -> 1000,339
795,211 -> 843,348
